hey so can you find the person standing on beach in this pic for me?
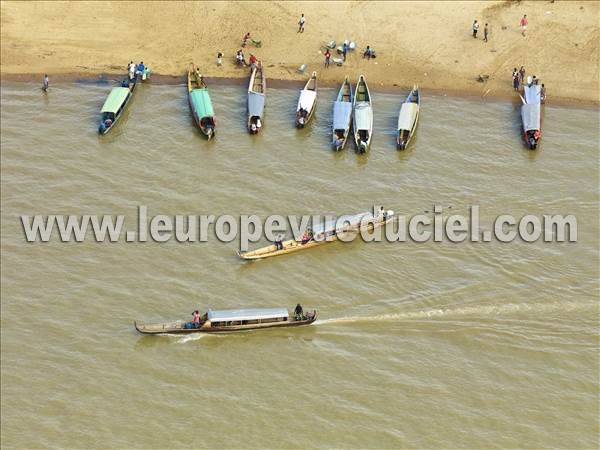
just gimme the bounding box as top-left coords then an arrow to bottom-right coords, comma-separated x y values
472,20 -> 479,38
342,42 -> 348,61
519,66 -> 526,83
540,84 -> 546,103
520,14 -> 528,36
512,71 -> 519,91
484,23 -> 489,42
324,49 -> 331,68
42,74 -> 49,92
298,14 -> 305,33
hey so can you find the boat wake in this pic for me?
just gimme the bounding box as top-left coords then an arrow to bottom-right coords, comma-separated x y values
315,299 -> 591,326
177,333 -> 207,344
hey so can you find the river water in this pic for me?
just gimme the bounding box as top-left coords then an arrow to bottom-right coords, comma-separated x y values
1,80 -> 598,449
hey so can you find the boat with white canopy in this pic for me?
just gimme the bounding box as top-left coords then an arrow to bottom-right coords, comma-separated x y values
135,306 -> 316,334
237,207 -> 394,260
332,76 -> 353,151
352,75 -> 373,153
295,71 -> 317,128
519,84 -> 543,149
247,63 -> 266,134
396,86 -> 420,150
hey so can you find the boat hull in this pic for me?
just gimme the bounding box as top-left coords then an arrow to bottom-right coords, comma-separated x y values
135,315 -> 316,334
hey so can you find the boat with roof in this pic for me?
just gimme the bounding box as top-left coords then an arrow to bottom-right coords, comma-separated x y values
98,76 -> 137,134
188,63 -> 216,139
135,306 -> 316,334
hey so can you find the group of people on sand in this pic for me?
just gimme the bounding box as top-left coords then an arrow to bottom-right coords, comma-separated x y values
127,61 -> 146,81
235,49 -> 260,72
512,66 -> 546,101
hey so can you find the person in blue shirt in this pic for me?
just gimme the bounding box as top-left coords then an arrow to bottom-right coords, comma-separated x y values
136,61 -> 145,80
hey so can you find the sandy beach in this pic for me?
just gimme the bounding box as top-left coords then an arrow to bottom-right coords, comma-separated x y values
1,0 -> 599,104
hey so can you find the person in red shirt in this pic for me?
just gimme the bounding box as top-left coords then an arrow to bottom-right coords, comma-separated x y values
324,49 -> 331,68
520,14 -> 528,36
249,54 -> 257,65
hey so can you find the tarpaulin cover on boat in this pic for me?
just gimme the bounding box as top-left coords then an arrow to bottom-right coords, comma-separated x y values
189,89 -> 214,119
524,85 -> 541,104
297,90 -> 317,111
248,91 -> 265,117
101,87 -> 130,113
521,103 -> 541,131
353,102 -> 373,131
332,101 -> 353,129
397,103 -> 419,131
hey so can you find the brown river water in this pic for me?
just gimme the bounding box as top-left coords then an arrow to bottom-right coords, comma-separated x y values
1,79 -> 598,449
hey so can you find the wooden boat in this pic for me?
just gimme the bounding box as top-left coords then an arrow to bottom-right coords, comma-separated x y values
135,307 -> 317,334
520,84 -> 543,149
352,75 -> 373,153
238,208 -> 394,260
396,86 -> 420,150
332,75 -> 353,151
295,71 -> 317,128
98,77 -> 137,134
247,63 -> 266,134
188,64 -> 216,139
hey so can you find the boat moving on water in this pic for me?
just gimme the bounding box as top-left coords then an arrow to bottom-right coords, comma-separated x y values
188,64 -> 216,139
332,75 -> 353,151
238,207 -> 394,260
247,63 -> 266,134
295,71 -> 317,128
353,75 -> 373,153
135,306 -> 317,334
98,77 -> 136,134
397,86 -> 420,150
520,83 -> 543,150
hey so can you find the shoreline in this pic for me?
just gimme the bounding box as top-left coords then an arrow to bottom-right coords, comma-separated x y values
2,71 -> 598,109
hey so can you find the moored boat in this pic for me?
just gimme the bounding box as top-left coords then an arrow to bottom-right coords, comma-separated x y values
188,64 -> 216,139
520,83 -> 543,150
397,86 -> 420,150
98,77 -> 137,134
238,207 -> 394,260
135,306 -> 317,334
295,71 -> 317,128
332,75 -> 353,151
352,75 -> 373,153
247,63 -> 266,134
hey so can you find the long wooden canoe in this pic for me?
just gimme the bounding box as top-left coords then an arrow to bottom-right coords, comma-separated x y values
98,77 -> 137,134
397,86 -> 420,150
135,307 -> 317,334
238,209 -> 394,260
295,71 -> 317,128
352,75 -> 373,153
247,63 -> 266,134
332,75 -> 353,151
188,64 -> 216,139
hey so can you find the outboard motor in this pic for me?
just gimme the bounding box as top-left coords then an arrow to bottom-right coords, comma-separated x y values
98,122 -> 106,134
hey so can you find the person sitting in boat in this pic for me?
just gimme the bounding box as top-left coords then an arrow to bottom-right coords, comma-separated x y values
250,122 -> 258,133
256,117 -> 262,130
294,303 -> 304,320
274,233 -> 284,250
301,230 -> 312,245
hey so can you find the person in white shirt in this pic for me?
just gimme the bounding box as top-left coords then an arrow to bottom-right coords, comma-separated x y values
256,118 -> 262,129
298,14 -> 305,33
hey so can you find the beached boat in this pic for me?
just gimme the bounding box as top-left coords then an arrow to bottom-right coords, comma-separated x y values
520,84 -> 543,149
247,63 -> 266,134
352,75 -> 373,153
188,64 -> 216,139
135,307 -> 317,334
396,86 -> 420,150
98,77 -> 136,134
295,71 -> 317,128
332,75 -> 353,151
237,208 -> 394,260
